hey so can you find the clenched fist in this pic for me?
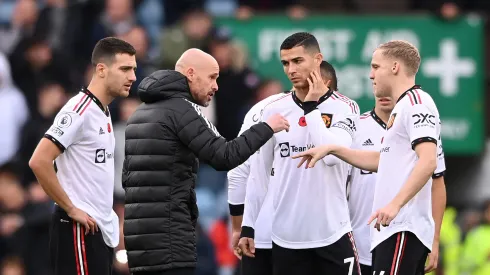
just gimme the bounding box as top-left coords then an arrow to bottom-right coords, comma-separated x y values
266,113 -> 290,133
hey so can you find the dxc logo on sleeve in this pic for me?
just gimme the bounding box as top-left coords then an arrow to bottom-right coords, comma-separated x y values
412,113 -> 435,128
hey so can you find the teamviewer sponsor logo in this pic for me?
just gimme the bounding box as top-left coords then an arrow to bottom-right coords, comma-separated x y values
279,142 -> 290,157
95,149 -> 106,163
279,142 -> 315,158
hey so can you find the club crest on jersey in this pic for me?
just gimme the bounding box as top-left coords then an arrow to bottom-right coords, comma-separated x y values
298,116 -> 307,127
107,123 -> 112,133
387,113 -> 397,130
321,113 -> 333,128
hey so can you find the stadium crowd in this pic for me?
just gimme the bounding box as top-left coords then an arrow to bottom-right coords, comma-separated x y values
0,0 -> 489,275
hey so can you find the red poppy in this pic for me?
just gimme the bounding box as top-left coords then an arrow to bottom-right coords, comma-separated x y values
298,116 -> 307,127
107,123 -> 112,133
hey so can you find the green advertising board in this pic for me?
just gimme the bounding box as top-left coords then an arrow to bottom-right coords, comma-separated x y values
215,15 -> 485,155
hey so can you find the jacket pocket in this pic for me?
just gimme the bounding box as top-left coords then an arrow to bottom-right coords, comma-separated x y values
188,188 -> 199,227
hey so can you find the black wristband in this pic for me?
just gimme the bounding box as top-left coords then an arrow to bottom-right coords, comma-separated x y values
303,101 -> 318,115
229,204 -> 244,216
240,226 -> 255,238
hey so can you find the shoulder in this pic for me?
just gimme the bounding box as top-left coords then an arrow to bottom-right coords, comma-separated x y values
331,91 -> 360,115
53,93 -> 88,124
400,88 -> 439,114
359,110 -> 372,120
262,92 -> 292,113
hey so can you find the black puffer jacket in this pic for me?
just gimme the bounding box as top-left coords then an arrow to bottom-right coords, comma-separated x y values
122,70 -> 274,272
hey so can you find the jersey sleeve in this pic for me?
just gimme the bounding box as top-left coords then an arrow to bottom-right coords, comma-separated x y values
304,103 -> 359,166
241,108 -> 275,239
433,133 -> 446,178
405,103 -> 439,150
227,107 -> 259,215
44,111 -> 84,152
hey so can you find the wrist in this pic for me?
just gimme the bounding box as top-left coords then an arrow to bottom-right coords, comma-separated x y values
390,197 -> 404,210
240,226 -> 255,238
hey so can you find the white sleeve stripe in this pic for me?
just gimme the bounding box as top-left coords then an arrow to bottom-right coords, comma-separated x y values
184,99 -> 220,136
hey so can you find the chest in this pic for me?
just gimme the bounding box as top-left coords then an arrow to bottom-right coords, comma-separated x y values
355,119 -> 385,151
272,101 -> 347,156
81,112 -> 115,158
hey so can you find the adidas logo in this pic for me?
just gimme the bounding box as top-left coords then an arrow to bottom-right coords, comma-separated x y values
99,127 -> 105,135
362,139 -> 374,146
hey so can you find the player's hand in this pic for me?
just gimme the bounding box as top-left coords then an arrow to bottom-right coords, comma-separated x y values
231,230 -> 242,259
67,207 -> 98,235
291,145 -> 334,168
368,201 -> 401,231
266,113 -> 290,133
238,237 -> 255,258
424,241 -> 439,273
305,70 -> 329,102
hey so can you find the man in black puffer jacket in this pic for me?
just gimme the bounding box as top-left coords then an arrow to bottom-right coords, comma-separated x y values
123,48 -> 289,275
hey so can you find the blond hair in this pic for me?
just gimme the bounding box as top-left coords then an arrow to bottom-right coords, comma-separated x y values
378,40 -> 421,76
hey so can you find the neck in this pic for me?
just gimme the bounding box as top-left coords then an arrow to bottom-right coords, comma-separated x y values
391,78 -> 416,103
87,80 -> 113,110
294,86 -> 309,102
374,106 -> 391,124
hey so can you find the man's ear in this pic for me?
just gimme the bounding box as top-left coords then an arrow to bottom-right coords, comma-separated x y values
314,52 -> 323,66
186,67 -> 195,82
95,63 -> 107,78
392,61 -> 400,75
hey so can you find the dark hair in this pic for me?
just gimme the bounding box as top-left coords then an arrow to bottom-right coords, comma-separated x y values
280,32 -> 320,53
91,37 -> 136,67
320,61 -> 338,91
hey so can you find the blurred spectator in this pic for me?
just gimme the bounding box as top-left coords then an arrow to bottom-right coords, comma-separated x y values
209,215 -> 238,275
196,222 -> 219,275
91,0 -> 138,51
0,162 -> 52,275
255,79 -> 284,103
209,27 -> 260,141
8,36 -> 73,112
235,0 -> 307,20
0,0 -> 38,55
159,8 -> 214,69
0,53 -> 29,167
352,0 -> 410,13
33,0 -> 87,72
117,26 -> 151,93
114,97 -> 141,199
19,82 -> 67,184
0,164 -> 27,265
460,199 -> 490,275
0,256 -> 25,275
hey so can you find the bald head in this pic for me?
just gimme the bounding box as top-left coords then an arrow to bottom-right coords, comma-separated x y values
176,48 -> 220,107
175,48 -> 218,72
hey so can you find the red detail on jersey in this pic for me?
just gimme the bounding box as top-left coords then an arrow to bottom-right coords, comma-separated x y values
79,100 -> 91,115
381,137 -> 384,144
414,89 -> 422,103
298,116 -> 307,127
73,94 -> 87,111
107,123 -> 112,133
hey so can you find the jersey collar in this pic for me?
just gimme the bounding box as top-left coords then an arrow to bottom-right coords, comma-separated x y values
81,87 -> 110,117
396,85 -> 421,104
370,109 -> 387,129
291,89 -> 334,109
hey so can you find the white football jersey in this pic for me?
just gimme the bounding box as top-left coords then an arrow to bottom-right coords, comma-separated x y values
227,91 -> 290,249
243,90 -> 359,249
44,88 -> 119,248
348,108 -> 446,265
372,86 -> 440,252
